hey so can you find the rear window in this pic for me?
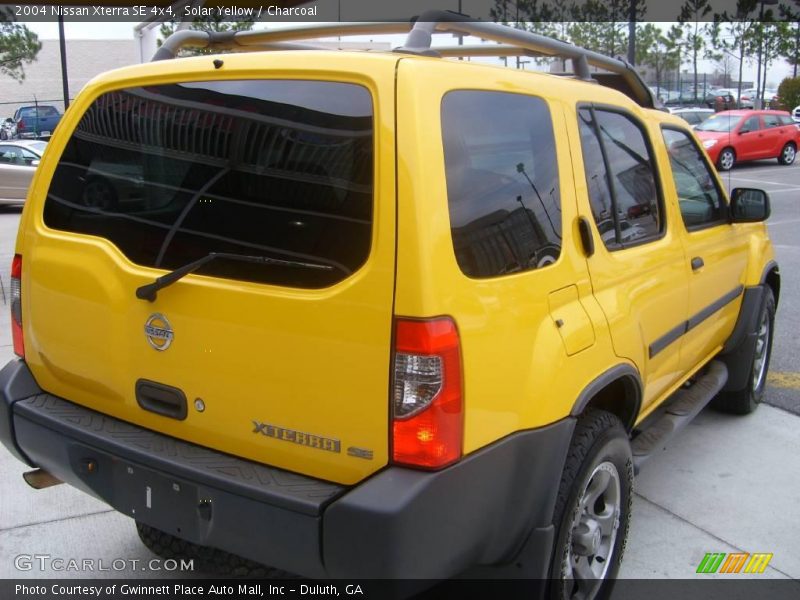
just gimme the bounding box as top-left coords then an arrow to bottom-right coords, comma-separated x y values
43,80 -> 374,289
19,106 -> 59,118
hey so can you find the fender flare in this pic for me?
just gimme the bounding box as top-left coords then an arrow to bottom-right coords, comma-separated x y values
760,260 -> 780,304
569,363 -> 642,432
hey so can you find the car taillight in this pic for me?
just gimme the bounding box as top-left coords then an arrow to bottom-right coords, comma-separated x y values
392,317 -> 462,469
17,119 -> 25,132
10,254 -> 23,358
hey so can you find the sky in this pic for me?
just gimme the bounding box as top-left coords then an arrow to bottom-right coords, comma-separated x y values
20,20 -> 796,89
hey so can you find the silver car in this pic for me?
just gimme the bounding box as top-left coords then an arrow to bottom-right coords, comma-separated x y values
0,140 -> 46,204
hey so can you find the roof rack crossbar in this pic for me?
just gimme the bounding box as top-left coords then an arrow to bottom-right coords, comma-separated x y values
153,11 -> 655,108
398,10 -> 648,104
152,22 -> 409,61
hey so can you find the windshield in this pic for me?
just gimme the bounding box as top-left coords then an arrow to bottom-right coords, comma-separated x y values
696,115 -> 739,133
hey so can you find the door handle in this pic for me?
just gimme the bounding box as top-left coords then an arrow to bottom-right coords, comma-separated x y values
578,216 -> 595,258
691,257 -> 704,271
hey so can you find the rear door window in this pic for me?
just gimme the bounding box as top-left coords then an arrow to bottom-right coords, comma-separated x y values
441,90 -> 561,277
43,80 -> 374,289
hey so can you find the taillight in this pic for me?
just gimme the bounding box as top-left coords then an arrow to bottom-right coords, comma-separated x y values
10,254 -> 23,358
17,119 -> 25,132
392,317 -> 462,469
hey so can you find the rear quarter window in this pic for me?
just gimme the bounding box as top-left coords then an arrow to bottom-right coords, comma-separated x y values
43,80 -> 374,289
441,90 -> 562,277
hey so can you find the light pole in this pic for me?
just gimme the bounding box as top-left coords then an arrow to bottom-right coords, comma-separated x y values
754,0 -> 779,109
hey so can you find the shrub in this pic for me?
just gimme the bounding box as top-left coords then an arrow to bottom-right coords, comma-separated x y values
776,77 -> 800,111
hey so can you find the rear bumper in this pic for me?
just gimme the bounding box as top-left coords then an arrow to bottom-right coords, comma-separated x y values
0,360 -> 573,580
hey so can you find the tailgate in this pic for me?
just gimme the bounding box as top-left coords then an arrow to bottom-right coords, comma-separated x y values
20,60 -> 397,485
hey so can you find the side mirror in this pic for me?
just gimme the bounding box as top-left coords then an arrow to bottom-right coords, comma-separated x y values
31,159 -> 40,167
730,188 -> 770,223
739,127 -> 750,134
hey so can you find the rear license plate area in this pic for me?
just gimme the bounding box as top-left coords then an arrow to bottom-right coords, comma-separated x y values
112,460 -> 200,539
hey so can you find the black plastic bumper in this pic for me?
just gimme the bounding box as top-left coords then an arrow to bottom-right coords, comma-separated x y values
0,360 -> 574,580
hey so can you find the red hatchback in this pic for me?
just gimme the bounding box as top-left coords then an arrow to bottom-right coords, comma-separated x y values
694,110 -> 799,171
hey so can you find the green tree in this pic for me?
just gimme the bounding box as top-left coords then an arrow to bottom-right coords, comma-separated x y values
569,0 -> 634,58
758,22 -> 792,96
779,3 -> 800,78
490,0 -> 576,68
158,16 -> 254,55
636,23 -> 682,98
678,0 -> 713,102
776,76 -> 800,110
0,8 -> 42,82
712,0 -> 761,107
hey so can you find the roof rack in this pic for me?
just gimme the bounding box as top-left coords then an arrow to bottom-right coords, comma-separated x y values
153,9 -> 657,109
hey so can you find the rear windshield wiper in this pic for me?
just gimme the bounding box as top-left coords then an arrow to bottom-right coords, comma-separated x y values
136,252 -> 333,302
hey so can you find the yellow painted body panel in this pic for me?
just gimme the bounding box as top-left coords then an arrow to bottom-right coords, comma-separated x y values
18,52 -> 400,485
15,50 -> 779,481
395,59 -> 626,453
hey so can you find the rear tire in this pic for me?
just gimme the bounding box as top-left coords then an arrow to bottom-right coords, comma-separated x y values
548,410 -> 633,600
135,521 -> 296,578
712,287 -> 775,414
778,143 -> 796,165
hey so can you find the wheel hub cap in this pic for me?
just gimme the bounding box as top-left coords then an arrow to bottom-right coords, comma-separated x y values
572,517 -> 602,556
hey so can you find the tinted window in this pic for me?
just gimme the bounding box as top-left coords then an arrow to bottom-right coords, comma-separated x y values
742,116 -> 761,131
763,114 -> 780,128
578,108 -> 661,248
441,91 -> 561,278
0,145 -> 37,165
44,80 -> 374,289
662,128 -> 726,228
778,115 -> 795,126
679,112 -> 699,125
19,106 -> 59,118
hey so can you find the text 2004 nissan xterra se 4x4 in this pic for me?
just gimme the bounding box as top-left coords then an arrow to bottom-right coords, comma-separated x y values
0,13 -> 779,598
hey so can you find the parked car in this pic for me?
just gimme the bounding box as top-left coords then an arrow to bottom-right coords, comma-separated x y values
695,109 -> 799,170
0,117 -> 16,140
670,107 -> 714,128
0,14 -> 780,597
0,140 -> 46,204
792,105 -> 800,124
740,88 -> 777,108
12,105 -> 61,139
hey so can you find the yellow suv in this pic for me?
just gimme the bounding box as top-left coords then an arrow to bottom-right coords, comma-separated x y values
0,13 -> 779,597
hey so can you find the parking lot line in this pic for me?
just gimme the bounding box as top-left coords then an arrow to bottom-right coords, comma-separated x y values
727,177 -> 800,189
768,372 -> 800,390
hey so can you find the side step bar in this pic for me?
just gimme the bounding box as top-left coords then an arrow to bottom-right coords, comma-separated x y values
631,361 -> 728,474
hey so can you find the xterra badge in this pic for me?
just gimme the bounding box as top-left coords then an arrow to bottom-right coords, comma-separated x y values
252,420 -> 341,453
144,313 -> 174,351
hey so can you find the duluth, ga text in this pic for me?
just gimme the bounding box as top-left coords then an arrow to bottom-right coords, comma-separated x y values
35,5 -> 317,18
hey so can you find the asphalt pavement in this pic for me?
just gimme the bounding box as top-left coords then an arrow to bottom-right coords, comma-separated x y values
0,161 -> 798,587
